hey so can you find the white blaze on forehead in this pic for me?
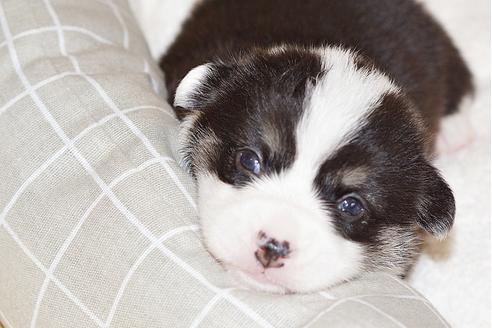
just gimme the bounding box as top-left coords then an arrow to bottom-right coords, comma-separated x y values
293,48 -> 399,176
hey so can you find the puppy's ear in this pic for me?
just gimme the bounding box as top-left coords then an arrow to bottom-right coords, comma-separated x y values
416,163 -> 455,239
173,62 -> 231,119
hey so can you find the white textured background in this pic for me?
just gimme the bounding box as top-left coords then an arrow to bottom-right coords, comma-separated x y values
130,0 -> 491,326
408,1 -> 491,327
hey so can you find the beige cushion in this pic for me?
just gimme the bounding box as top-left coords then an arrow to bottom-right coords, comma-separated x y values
0,0 -> 449,327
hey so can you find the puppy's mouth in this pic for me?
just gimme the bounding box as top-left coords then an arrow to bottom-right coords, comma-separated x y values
228,267 -> 289,294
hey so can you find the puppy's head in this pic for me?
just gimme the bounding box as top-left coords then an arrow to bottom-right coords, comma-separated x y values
173,46 -> 454,293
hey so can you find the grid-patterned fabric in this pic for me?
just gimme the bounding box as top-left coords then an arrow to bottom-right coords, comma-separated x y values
0,0 -> 450,327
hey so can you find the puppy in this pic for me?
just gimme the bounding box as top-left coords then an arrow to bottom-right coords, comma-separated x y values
159,0 -> 472,293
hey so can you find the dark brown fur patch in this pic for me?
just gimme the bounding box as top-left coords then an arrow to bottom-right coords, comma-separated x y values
178,47 -> 323,182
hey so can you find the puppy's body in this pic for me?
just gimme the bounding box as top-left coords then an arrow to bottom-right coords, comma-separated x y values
162,0 -> 471,138
160,0 -> 472,293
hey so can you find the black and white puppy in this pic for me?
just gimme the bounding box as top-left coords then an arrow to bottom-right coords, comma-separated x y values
159,0 -> 472,293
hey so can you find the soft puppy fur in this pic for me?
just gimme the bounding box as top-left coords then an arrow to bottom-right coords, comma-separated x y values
160,0 -> 472,293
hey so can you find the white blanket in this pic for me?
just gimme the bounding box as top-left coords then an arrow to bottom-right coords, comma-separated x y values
407,1 -> 490,327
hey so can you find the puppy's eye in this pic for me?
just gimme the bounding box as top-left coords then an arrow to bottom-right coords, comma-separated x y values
337,195 -> 365,218
235,149 -> 261,175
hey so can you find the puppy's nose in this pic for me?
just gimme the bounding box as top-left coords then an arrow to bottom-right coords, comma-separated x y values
255,232 -> 290,269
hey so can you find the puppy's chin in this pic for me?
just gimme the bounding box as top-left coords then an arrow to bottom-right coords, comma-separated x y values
228,268 -> 289,294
